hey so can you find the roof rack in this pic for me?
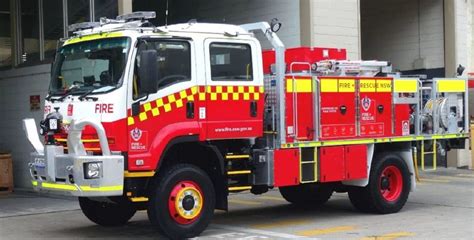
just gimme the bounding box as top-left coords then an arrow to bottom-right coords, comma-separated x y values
68,22 -> 100,32
116,11 -> 156,22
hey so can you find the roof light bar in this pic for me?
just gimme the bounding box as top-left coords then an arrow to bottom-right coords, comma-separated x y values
68,22 -> 100,32
116,11 -> 156,22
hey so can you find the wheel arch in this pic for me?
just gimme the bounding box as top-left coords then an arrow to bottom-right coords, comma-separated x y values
342,143 -> 416,191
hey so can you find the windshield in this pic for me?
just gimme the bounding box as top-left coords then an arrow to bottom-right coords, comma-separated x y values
49,37 -> 131,95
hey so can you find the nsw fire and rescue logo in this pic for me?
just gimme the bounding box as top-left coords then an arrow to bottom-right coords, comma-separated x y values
130,127 -> 142,141
361,96 -> 372,111
130,127 -> 147,151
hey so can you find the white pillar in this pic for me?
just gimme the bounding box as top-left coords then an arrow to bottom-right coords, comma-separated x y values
300,0 -> 361,60
118,0 -> 133,15
445,0 -> 472,168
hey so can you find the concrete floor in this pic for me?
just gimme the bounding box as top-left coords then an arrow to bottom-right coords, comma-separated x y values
0,168 -> 473,239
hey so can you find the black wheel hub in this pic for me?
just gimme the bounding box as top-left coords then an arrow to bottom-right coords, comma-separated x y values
380,176 -> 390,190
182,195 -> 195,211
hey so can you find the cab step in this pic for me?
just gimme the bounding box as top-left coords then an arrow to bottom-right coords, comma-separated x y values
228,170 -> 251,175
228,186 -> 252,192
225,154 -> 250,160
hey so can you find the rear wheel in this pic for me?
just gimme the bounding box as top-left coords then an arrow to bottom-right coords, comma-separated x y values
348,153 -> 411,214
279,183 -> 333,205
147,164 -> 215,239
78,197 -> 136,226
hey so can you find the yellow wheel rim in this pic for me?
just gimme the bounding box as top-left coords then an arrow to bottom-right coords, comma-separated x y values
174,186 -> 203,220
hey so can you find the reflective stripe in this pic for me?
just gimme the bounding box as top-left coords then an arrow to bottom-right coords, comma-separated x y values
64,32 -> 123,45
286,79 -> 312,93
36,181 -> 123,192
376,79 -> 392,92
338,79 -> 355,92
130,197 -> 149,202
320,79 -> 355,92
42,182 -> 77,191
437,79 -> 466,92
394,79 -> 418,93
360,79 -> 376,92
281,133 -> 468,148
124,171 -> 155,178
320,79 -> 338,92
128,85 -> 262,126
56,138 -> 100,143
80,185 -> 123,192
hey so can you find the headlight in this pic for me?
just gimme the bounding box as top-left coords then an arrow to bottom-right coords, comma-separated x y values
84,162 -> 102,179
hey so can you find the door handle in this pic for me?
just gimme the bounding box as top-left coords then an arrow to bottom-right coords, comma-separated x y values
132,102 -> 140,116
339,105 -> 347,115
186,101 -> 194,119
377,104 -> 384,113
250,101 -> 257,117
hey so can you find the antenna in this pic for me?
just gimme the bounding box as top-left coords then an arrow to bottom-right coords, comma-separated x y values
165,0 -> 169,28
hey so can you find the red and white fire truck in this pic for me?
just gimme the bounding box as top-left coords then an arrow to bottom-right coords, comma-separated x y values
23,12 -> 469,239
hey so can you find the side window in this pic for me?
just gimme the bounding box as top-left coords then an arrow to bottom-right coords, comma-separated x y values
210,43 -> 253,81
133,40 -> 191,99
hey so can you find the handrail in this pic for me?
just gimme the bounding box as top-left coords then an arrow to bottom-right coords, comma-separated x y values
289,62 -> 312,141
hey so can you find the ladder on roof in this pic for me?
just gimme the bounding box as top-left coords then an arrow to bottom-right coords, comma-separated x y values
314,60 -> 392,77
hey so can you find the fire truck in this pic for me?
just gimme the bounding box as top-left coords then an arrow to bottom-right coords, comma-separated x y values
23,12 -> 469,239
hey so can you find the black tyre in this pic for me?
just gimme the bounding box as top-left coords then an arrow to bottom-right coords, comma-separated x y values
147,164 -> 215,239
78,197 -> 136,226
348,153 -> 411,214
279,183 -> 333,205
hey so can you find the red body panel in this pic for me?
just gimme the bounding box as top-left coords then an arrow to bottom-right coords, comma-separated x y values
319,77 -> 357,139
359,78 -> 393,137
344,145 -> 367,180
319,146 -> 345,182
394,104 -> 411,136
319,145 -> 367,182
285,77 -> 314,142
274,148 -> 300,187
204,86 -> 264,140
262,47 -> 347,74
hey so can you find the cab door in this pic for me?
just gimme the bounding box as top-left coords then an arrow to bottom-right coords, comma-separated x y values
203,39 -> 264,140
126,39 -> 199,171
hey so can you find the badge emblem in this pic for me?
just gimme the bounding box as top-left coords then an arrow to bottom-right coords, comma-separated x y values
361,96 -> 371,111
67,104 -> 73,116
131,128 -> 142,141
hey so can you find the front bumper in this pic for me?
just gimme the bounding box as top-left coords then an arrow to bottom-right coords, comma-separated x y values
24,118 -> 124,197
29,146 -> 124,197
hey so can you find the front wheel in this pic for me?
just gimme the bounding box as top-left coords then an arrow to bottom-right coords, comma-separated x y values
147,164 -> 215,239
79,197 -> 136,226
348,153 -> 411,214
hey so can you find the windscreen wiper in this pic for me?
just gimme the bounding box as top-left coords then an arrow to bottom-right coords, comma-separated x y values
45,94 -> 62,103
78,89 -> 98,101
56,86 -> 80,102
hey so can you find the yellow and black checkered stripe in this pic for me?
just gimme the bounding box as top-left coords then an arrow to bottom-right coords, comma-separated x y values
127,85 -> 264,126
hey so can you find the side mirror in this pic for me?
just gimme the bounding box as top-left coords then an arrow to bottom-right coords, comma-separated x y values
138,49 -> 159,94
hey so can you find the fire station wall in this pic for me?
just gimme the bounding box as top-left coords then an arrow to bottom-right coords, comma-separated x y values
0,64 -> 50,189
361,0 -> 445,74
196,0 -> 301,49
